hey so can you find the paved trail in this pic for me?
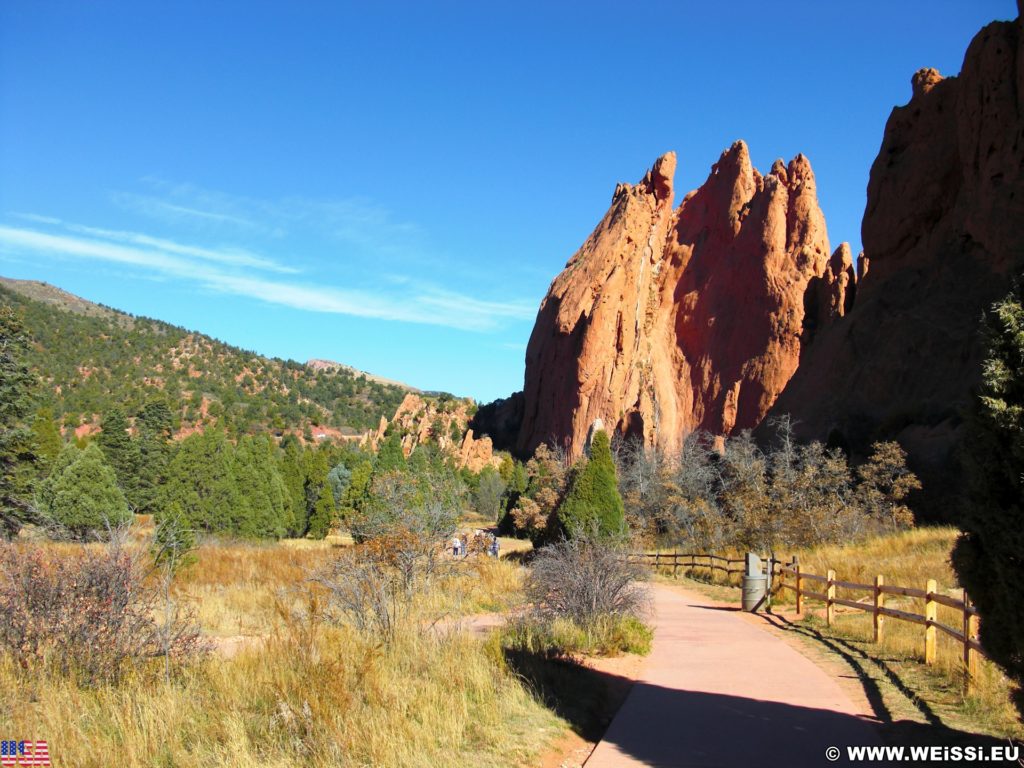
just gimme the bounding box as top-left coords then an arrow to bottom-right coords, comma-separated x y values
585,584 -> 881,768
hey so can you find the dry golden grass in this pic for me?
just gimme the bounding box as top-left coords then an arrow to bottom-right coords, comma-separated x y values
421,556 -> 528,617
784,526 -> 960,594
0,620 -> 562,768
0,531 -> 564,767
179,539 -> 529,636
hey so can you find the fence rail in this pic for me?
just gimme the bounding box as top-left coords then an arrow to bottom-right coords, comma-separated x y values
630,550 -> 984,693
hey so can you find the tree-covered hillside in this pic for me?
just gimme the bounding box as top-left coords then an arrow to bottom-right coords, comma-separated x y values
0,278 -> 408,437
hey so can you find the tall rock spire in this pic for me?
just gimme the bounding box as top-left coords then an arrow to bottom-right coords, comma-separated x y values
516,141 -> 832,459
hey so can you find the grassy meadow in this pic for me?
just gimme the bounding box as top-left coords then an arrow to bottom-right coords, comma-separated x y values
0,520 -> 565,768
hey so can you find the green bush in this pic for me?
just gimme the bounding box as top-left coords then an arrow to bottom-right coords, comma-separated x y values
35,443 -> 130,539
556,430 -> 625,538
953,286 -> 1024,718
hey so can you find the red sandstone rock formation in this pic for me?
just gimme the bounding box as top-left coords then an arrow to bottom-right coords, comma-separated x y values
363,393 -> 501,472
767,8 -> 1024,509
517,141 -> 833,459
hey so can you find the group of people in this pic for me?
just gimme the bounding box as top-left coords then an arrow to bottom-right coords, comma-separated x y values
450,529 -> 500,558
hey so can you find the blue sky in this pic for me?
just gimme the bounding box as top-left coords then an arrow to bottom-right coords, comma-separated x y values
0,1 -> 1014,402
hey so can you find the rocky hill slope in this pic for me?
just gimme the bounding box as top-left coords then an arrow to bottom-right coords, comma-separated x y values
0,277 -> 409,439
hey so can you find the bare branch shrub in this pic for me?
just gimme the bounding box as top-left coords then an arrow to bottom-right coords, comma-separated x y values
347,469 -> 459,596
313,542 -> 402,642
0,532 -> 205,682
526,534 -> 649,626
614,417 -> 921,554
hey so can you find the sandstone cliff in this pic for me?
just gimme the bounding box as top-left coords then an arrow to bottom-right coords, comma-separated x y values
767,8 -> 1024,506
364,393 -> 502,473
517,141 -> 834,459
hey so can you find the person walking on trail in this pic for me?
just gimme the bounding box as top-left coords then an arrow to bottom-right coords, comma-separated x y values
489,536 -> 499,558
451,535 -> 462,557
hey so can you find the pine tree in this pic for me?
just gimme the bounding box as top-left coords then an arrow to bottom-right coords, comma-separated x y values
153,500 -> 197,572
375,433 -> 407,473
278,434 -> 307,536
31,407 -> 62,476
307,482 -> 335,539
36,443 -> 130,539
233,435 -> 288,539
952,287 -> 1024,717
337,459 -> 373,524
0,306 -> 39,537
136,399 -> 174,514
327,462 -> 352,502
556,430 -> 626,539
158,430 -> 239,533
99,407 -> 141,508
299,448 -> 330,537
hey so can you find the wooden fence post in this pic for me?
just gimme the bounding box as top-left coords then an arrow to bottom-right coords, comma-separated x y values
963,592 -> 979,693
673,550 -> 679,579
925,579 -> 937,665
873,575 -> 884,643
826,569 -> 836,627
795,564 -> 803,614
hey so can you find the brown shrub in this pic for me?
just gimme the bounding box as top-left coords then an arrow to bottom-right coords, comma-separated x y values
0,535 -> 206,682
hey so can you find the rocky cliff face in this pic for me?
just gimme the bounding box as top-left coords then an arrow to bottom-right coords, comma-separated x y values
517,141 -> 835,459
364,393 -> 502,473
767,8 -> 1024,506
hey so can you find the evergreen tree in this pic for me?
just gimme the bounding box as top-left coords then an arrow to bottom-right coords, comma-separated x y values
36,442 -> 130,539
337,459 -> 373,523
278,434 -> 306,536
556,430 -> 626,539
98,407 -> 141,508
307,482 -> 335,539
34,442 -> 80,516
232,435 -> 288,538
158,430 -> 239,533
135,399 -> 174,514
31,407 -> 62,476
952,287 -> 1024,717
0,306 -> 39,537
327,462 -> 352,503
474,465 -> 507,522
300,448 -> 330,537
375,433 -> 407,473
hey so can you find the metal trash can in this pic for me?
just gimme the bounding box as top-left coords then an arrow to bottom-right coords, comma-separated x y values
741,552 -> 767,612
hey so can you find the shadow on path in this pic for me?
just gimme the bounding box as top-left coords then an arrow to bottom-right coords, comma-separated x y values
507,645 -> 1014,767
504,648 -> 634,743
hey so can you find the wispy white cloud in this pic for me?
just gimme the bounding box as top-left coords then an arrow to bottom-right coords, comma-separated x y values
111,192 -> 261,231
0,221 -> 534,332
111,180 -> 426,262
10,214 -> 298,274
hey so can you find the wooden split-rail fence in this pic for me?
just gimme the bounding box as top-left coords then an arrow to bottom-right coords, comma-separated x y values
627,551 -> 984,692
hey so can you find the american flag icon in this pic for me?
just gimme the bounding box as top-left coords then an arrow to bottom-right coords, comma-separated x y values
0,741 -> 49,767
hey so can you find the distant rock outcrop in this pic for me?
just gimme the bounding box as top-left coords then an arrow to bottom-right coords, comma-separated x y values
365,393 -> 502,473
517,141 -> 834,459
306,359 -> 418,391
767,8 -> 1024,511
